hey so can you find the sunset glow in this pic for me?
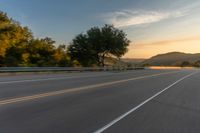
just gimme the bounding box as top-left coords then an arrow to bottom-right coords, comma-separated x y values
125,36 -> 200,58
1,0 -> 200,59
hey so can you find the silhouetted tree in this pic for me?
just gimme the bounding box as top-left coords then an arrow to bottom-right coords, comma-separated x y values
193,60 -> 200,67
68,25 -> 130,67
180,61 -> 191,67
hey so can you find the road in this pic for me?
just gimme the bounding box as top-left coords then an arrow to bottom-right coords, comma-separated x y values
0,69 -> 199,133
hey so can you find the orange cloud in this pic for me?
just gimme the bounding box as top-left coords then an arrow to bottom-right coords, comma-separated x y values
125,36 -> 200,58
137,36 -> 200,46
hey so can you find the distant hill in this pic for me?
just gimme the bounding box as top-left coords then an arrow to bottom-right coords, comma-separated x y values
142,52 -> 200,66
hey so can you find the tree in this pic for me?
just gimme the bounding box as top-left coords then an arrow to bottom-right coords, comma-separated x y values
54,44 -> 72,66
27,37 -> 56,66
193,60 -> 200,67
68,25 -> 130,67
68,34 -> 99,66
0,11 -> 33,66
180,61 -> 191,67
0,10 -> 73,67
1,10 -> 131,67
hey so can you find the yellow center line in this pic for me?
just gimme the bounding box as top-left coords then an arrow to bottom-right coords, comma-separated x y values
0,71 -> 181,106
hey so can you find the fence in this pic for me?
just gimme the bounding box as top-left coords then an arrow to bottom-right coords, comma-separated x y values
0,67 -> 145,73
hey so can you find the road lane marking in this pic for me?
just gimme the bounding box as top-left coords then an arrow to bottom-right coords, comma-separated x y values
0,71 -> 180,106
0,70 -> 179,85
94,71 -> 198,133
0,73 -> 116,84
0,70 -> 156,84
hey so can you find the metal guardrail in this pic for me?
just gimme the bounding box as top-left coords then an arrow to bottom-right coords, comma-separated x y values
0,67 -> 145,73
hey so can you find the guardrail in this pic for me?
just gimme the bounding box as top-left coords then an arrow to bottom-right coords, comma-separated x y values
0,67 -> 145,73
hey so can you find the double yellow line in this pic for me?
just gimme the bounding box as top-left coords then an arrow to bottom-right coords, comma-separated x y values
0,71 -> 181,106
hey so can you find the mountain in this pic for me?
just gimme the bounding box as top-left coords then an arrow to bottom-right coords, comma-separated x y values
142,52 -> 200,66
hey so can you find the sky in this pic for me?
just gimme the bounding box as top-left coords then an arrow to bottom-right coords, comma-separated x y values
0,0 -> 200,59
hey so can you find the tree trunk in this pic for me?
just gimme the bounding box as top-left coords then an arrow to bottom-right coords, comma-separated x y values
102,54 -> 105,67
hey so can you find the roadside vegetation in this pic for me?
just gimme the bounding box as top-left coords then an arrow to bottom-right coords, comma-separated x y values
2,10 -> 199,68
0,11 -> 70,67
0,11 -> 130,67
68,25 -> 130,67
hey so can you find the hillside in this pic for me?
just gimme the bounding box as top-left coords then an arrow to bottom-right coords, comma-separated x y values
142,52 -> 200,66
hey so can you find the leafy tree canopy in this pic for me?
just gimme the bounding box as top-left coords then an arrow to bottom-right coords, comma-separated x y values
0,11 -> 130,67
0,11 -> 71,67
68,25 -> 130,67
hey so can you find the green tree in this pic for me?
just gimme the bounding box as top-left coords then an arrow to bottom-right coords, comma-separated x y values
68,25 -> 130,67
0,11 -> 32,66
0,10 -> 73,67
68,34 -> 98,66
27,37 -> 56,66
54,44 -> 72,66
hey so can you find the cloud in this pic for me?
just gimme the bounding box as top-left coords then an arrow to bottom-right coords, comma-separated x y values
125,36 -> 200,58
102,9 -> 188,28
137,36 -> 200,47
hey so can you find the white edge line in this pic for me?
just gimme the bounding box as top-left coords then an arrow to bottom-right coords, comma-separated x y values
94,71 -> 198,133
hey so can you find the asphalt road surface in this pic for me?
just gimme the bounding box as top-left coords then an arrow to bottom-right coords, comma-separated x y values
0,69 -> 199,133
